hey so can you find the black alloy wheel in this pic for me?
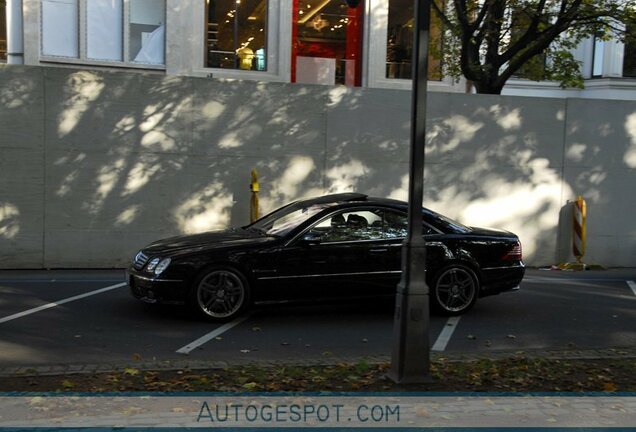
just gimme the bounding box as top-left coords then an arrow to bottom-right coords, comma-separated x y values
190,267 -> 250,321
431,265 -> 478,315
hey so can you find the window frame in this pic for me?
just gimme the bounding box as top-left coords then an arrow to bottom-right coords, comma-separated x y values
198,0 -> 290,81
39,0 -> 166,70
366,0 -> 457,91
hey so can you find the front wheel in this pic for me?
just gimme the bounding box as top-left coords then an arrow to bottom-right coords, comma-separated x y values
189,267 -> 250,321
431,265 -> 478,315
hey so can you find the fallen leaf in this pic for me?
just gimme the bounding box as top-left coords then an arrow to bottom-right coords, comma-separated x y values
507,334 -> 516,339
603,382 -> 617,392
124,368 -> 140,376
132,353 -> 142,361
467,335 -> 477,340
61,380 -> 74,389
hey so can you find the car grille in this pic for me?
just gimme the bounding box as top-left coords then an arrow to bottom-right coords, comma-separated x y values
132,251 -> 149,270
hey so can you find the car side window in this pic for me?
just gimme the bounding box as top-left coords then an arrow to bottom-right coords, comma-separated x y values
384,210 -> 438,238
308,210 -> 383,243
384,211 -> 408,239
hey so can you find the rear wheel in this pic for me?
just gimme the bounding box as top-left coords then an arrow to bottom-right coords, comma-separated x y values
431,265 -> 478,315
189,267 -> 250,321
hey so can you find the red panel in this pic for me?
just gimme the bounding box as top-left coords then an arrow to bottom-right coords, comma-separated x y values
345,3 -> 364,86
291,0 -> 299,83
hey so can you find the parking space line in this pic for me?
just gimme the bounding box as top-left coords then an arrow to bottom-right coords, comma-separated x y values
176,315 -> 252,355
628,281 -> 636,296
0,282 -> 127,324
431,316 -> 461,352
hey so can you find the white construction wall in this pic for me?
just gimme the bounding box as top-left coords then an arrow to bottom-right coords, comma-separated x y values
1,65 -> 635,268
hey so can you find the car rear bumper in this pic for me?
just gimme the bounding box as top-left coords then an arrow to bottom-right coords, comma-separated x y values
479,263 -> 525,296
127,268 -> 188,305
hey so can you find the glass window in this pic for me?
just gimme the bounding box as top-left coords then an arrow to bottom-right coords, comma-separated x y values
40,0 -> 165,66
385,0 -> 443,80
510,8 -> 546,79
206,0 -> 268,71
592,35 -> 605,77
292,0 -> 364,86
623,22 -> 636,78
129,0 -> 165,64
0,0 -> 6,61
309,210 -> 384,242
87,0 -> 123,61
42,0 -> 79,58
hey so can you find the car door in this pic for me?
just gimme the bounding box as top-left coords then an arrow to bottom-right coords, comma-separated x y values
384,209 -> 446,283
273,208 -> 397,300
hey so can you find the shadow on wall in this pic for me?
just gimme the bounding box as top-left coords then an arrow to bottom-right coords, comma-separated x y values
0,65 -> 635,268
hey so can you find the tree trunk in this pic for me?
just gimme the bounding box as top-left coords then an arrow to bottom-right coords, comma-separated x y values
473,80 -> 504,94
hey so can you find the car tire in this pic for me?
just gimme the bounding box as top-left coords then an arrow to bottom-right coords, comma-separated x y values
431,265 -> 478,315
188,266 -> 251,322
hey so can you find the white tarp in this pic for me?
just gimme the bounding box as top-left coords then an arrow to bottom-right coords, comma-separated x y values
134,24 -> 165,64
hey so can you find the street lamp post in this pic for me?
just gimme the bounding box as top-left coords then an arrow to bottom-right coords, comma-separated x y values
388,0 -> 431,383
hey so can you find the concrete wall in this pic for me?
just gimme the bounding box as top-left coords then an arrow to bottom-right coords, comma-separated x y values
1,65 -> 635,268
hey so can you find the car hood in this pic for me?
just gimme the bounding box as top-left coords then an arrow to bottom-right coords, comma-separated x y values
143,229 -> 276,255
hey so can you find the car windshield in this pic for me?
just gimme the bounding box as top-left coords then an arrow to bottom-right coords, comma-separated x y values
247,202 -> 331,236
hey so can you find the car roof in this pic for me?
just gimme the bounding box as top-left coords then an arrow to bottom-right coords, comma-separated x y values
295,193 -> 406,208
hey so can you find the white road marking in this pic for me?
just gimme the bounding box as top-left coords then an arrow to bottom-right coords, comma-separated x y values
431,316 -> 461,352
627,281 -> 636,296
0,282 -> 127,324
176,315 -> 252,355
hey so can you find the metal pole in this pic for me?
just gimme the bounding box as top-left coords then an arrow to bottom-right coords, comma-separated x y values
7,0 -> 24,65
388,0 -> 431,384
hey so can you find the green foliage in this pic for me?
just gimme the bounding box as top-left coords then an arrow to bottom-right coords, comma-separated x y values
432,0 -> 636,93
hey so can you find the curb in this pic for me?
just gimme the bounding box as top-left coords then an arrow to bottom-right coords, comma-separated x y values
3,346 -> 636,378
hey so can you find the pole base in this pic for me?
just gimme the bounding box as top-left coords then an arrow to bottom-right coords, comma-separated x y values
555,262 -> 605,271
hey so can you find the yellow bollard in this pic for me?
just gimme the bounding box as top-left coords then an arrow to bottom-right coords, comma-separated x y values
250,169 -> 260,223
556,195 -> 603,271
572,195 -> 586,263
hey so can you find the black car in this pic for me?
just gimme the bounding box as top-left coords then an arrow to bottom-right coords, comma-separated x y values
127,193 -> 524,321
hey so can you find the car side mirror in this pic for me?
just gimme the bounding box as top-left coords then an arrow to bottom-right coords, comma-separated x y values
300,232 -> 322,246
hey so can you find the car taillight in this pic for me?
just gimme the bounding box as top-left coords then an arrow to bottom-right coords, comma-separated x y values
503,241 -> 522,260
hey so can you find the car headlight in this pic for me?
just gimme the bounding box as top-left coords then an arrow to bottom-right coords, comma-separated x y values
146,258 -> 160,272
154,258 -> 171,276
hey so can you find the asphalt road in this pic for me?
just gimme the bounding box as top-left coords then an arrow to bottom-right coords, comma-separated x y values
0,268 -> 635,369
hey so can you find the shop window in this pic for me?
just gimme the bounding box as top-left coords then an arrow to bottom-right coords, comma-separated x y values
206,0 -> 268,71
41,0 -> 165,66
291,0 -> 364,86
1,0 -> 6,61
385,0 -> 443,81
623,22 -> 636,77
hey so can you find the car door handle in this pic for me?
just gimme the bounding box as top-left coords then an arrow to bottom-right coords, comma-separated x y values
370,248 -> 388,253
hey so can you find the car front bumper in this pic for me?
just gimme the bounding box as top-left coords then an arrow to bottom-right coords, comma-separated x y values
127,268 -> 188,305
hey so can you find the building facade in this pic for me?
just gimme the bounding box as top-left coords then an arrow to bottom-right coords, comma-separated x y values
2,0 -> 636,99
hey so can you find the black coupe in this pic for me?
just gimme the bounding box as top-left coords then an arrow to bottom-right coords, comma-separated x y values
127,193 -> 524,321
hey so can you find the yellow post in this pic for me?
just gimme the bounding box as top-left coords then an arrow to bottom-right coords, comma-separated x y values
250,169 -> 260,223
572,195 -> 586,263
